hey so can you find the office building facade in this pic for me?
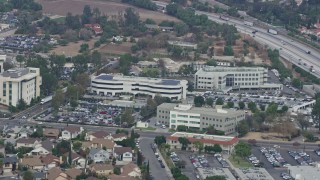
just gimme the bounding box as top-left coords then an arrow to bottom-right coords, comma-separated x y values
194,66 -> 283,92
91,74 -> 188,100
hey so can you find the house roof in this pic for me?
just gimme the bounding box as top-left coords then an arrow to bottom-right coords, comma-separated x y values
91,138 -> 115,149
121,162 -> 139,176
90,131 -> 110,139
41,139 -> 55,152
114,147 -> 132,155
40,154 -> 59,165
166,136 -> 238,146
89,148 -> 107,157
65,168 -> 82,179
21,156 -> 43,167
43,128 -> 60,137
63,126 -> 81,133
90,163 -> 113,171
33,171 -> 46,179
108,174 -> 135,180
47,167 -> 68,180
111,133 -> 127,139
16,138 -> 39,144
3,156 -> 17,163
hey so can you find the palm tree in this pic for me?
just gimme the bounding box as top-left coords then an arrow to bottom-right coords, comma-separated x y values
83,148 -> 90,174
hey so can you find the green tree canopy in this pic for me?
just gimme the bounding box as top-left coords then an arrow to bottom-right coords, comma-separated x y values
194,96 -> 205,107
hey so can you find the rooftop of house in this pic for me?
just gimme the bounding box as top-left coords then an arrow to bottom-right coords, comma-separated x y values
90,163 -> 113,171
121,162 -> 140,176
43,128 -> 60,137
90,130 -> 111,139
114,147 -> 132,155
63,126 -> 81,133
16,138 -> 40,144
65,168 -> 82,179
111,133 -> 127,139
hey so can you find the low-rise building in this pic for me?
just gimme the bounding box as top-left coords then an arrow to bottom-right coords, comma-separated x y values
166,132 -> 238,154
43,128 -> 60,139
89,148 -> 110,163
121,162 -> 141,178
234,168 -> 274,180
46,167 -> 68,180
288,165 -> 320,180
195,66 -> 283,92
91,74 -> 188,100
16,138 -> 41,148
114,147 -> 133,162
61,126 -> 83,140
111,133 -> 127,142
90,163 -> 113,176
3,156 -> 17,173
20,156 -> 44,170
86,131 -> 112,141
0,62 -> 42,107
157,103 -> 245,134
198,167 -> 236,180
82,138 -> 115,153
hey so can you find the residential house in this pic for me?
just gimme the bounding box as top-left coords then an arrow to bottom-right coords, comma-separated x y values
18,127 -> 34,138
64,152 -> 86,167
0,144 -> 5,156
61,126 -> 83,140
43,128 -> 60,139
88,148 -> 110,163
65,168 -> 82,179
3,156 -> 17,173
114,147 -> 133,162
86,131 -> 111,141
16,138 -> 41,148
82,138 -> 115,153
84,24 -> 103,35
111,133 -> 127,142
38,139 -> 55,153
20,156 -> 44,170
121,162 -> 141,178
90,163 -> 113,177
46,167 -> 68,180
28,146 -> 50,156
33,171 -> 46,180
108,174 -> 135,180
2,125 -> 23,138
40,154 -> 60,170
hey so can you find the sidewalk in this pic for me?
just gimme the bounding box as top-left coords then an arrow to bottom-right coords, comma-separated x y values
157,147 -> 175,180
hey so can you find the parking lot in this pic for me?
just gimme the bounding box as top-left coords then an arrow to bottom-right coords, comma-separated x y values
0,35 -> 42,51
251,145 -> 320,180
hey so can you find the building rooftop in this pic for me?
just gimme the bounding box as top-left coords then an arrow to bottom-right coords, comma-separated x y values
199,66 -> 267,73
288,165 -> 320,180
167,132 -> 238,145
234,168 -> 274,180
93,73 -> 186,86
158,103 -> 244,117
1,68 -> 29,78
198,167 -> 236,180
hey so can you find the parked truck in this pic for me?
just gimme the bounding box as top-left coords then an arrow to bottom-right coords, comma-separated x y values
244,21 -> 254,26
268,29 -> 278,35
40,96 -> 52,104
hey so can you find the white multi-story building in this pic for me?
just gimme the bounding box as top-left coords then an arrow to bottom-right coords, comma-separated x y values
194,66 -> 283,92
157,103 -> 245,135
91,74 -> 188,100
0,57 -> 41,107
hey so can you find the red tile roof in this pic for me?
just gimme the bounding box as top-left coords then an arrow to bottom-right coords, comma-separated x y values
84,24 -> 103,34
166,136 -> 238,146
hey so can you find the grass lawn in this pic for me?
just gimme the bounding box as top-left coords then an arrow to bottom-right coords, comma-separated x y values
228,155 -> 252,168
52,17 -> 66,24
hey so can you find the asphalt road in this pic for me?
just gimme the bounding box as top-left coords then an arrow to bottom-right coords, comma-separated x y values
139,138 -> 172,180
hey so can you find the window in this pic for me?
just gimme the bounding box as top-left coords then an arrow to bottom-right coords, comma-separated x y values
171,114 -> 176,118
190,116 -> 200,119
178,114 -> 188,118
171,120 -> 176,123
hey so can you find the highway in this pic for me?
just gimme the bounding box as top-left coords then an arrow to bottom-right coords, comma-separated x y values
153,1 -> 320,78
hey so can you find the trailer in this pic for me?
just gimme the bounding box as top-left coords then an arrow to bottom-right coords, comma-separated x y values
219,15 -> 229,21
41,96 -> 52,104
268,29 -> 278,35
244,21 -> 253,26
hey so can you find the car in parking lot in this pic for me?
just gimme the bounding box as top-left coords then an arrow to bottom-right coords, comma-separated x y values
288,150 -> 313,165
314,149 -> 320,156
281,172 -> 293,180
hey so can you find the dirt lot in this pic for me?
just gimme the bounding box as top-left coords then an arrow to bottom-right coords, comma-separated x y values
37,0 -> 180,23
98,42 -> 133,55
50,39 -> 97,57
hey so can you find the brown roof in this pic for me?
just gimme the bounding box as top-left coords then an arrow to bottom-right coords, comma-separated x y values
43,128 -> 60,137
16,138 -> 39,144
92,138 -> 115,149
90,131 -> 110,139
65,168 -> 82,179
21,156 -> 43,167
111,133 -> 127,139
64,126 -> 81,133
121,162 -> 139,176
166,136 -> 239,146
114,147 -> 132,155
108,174 -> 135,180
40,154 -> 59,165
47,167 -> 68,180
90,163 -> 113,171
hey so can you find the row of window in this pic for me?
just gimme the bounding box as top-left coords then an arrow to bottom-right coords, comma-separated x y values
171,120 -> 200,124
234,78 -> 260,81
234,82 -> 259,86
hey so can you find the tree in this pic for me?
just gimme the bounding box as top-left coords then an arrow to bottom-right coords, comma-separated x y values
194,96 -> 205,107
248,102 -> 257,112
205,176 -> 226,180
178,137 -> 190,150
206,59 -> 217,66
223,45 -> 234,56
124,8 -> 140,27
266,102 -> 278,116
238,101 -> 245,109
16,55 -> 25,67
234,142 -> 251,158
227,101 -> 234,108
177,125 -> 188,132
72,141 -> 82,152
114,167 -> 121,175
212,144 -> 222,153
206,98 -> 214,107
216,98 -> 224,105
237,120 -> 249,137
297,113 -> 310,130
91,50 -> 102,68
79,43 -> 89,53
82,5 -> 93,24
281,105 -> 288,113
121,108 -> 134,126
79,28 -> 93,41
193,141 -> 204,154
52,89 -> 65,113
16,99 -> 27,111
312,97 -> 320,131
23,171 -> 34,180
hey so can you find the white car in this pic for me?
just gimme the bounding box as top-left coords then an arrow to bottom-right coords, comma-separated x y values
22,116 -> 26,119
